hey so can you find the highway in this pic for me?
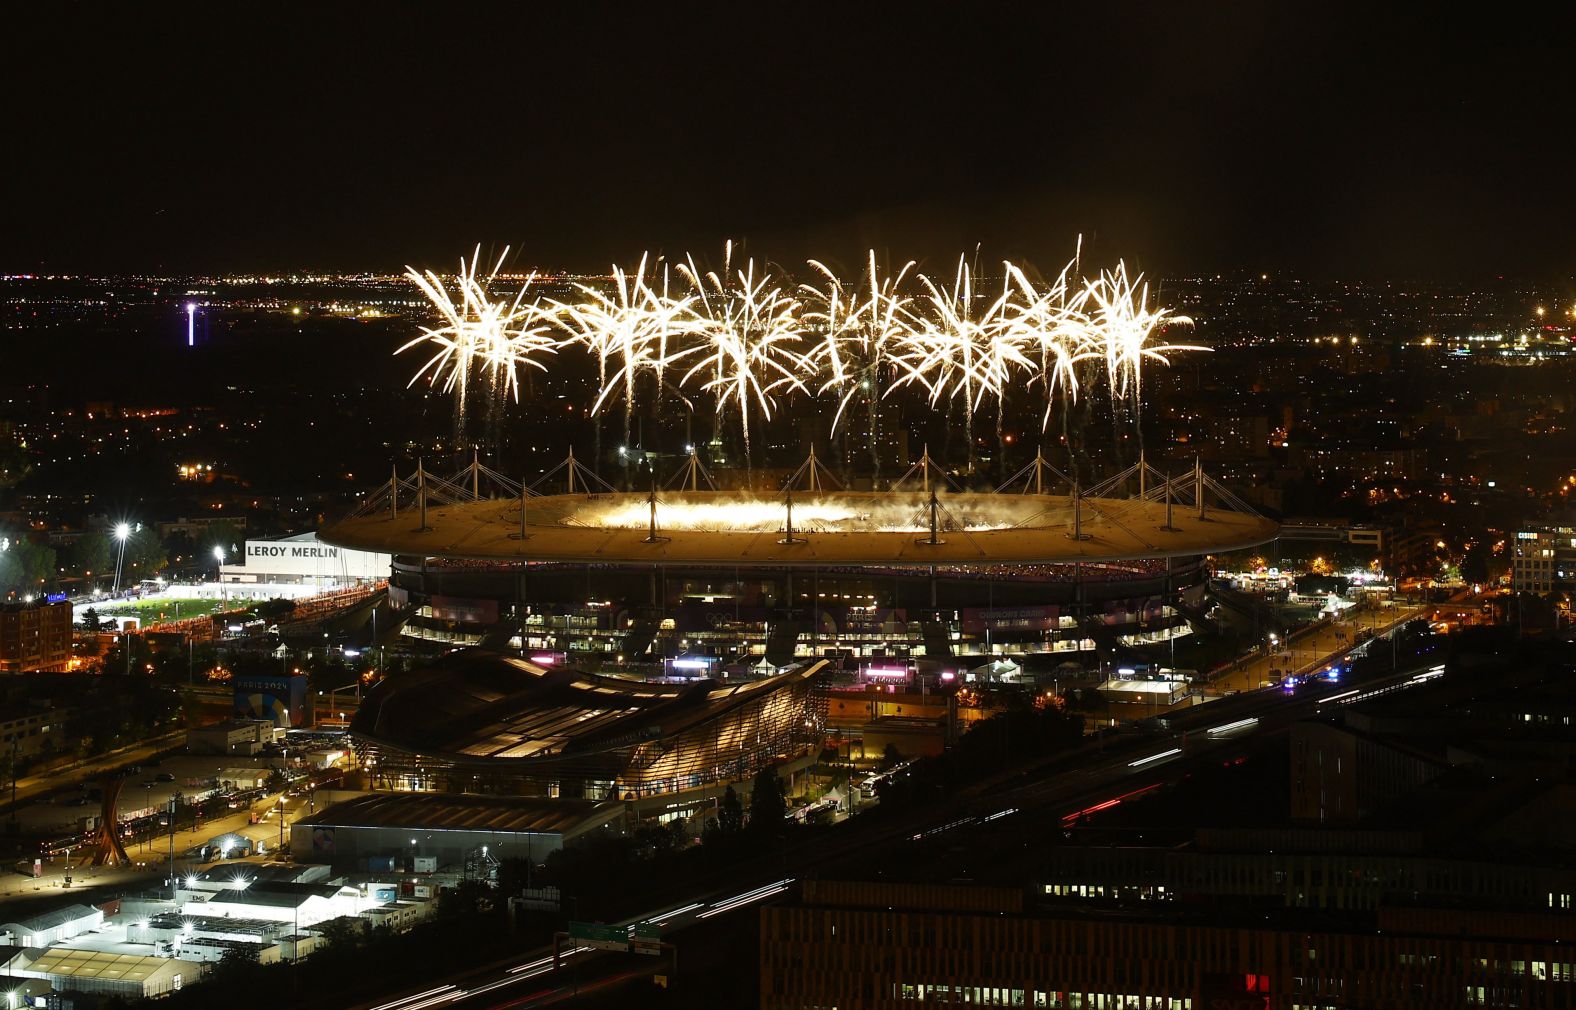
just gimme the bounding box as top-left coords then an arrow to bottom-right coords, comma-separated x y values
354,624 -> 1446,1010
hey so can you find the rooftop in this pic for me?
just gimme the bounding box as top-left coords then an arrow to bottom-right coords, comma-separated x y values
352,649 -> 826,764
322,488 -> 1278,568
292,790 -> 620,836
22,948 -> 174,982
2,904 -> 100,934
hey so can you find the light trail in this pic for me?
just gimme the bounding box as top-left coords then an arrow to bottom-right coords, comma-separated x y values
1206,717 -> 1259,736
697,877 -> 795,918
1127,747 -> 1182,768
911,815 -> 975,841
1061,783 -> 1162,827
1318,688 -> 1360,706
368,985 -> 461,1010
643,901 -> 703,926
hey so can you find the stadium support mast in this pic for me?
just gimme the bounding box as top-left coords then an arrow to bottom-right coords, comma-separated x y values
416,459 -> 432,532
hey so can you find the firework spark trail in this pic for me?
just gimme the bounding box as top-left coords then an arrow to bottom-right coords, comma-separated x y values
397,246 -> 559,411
887,256 -> 1021,470
1085,261 -> 1204,411
1000,257 -> 1100,432
397,242 -> 1208,470
802,251 -> 917,437
559,255 -> 699,427
675,242 -> 812,467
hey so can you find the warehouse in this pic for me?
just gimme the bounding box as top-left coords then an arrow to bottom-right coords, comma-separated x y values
0,904 -> 103,946
291,792 -> 625,871
190,880 -> 364,929
219,532 -> 390,588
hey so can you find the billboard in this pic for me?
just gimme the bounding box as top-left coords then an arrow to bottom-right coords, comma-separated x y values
235,673 -> 309,727
961,605 -> 1058,634
428,595 -> 499,624
234,536 -> 390,581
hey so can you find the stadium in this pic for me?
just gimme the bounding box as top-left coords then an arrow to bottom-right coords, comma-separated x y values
318,450 -> 1275,823
310,242 -> 1272,820
322,451 -> 1278,681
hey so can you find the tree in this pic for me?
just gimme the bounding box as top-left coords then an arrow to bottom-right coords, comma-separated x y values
317,916 -> 363,952
747,768 -> 787,834
70,530 -> 112,586
81,607 -> 100,632
717,785 -> 744,835
205,520 -> 245,559
0,538 -> 55,597
123,529 -> 168,581
1462,543 -> 1491,585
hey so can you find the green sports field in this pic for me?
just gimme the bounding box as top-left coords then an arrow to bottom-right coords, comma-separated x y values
94,597 -> 225,625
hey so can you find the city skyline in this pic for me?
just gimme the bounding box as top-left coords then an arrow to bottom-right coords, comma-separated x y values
3,8 -> 1576,1009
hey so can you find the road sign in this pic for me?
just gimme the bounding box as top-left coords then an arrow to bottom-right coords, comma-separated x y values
632,922 -> 661,956
568,921 -> 628,952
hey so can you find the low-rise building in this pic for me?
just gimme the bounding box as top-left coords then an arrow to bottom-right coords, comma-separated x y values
0,904 -> 103,946
0,599 -> 71,672
1512,526 -> 1576,594
191,880 -> 364,929
0,703 -> 65,760
186,719 -> 276,756
11,947 -> 196,999
290,792 -> 625,872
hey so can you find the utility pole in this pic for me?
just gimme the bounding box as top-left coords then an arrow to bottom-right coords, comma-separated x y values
168,793 -> 178,903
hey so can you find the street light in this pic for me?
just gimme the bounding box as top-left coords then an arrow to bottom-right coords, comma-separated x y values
112,523 -> 131,594
214,546 -> 227,608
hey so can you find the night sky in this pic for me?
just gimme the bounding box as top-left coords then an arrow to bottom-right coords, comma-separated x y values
5,5 -> 1573,278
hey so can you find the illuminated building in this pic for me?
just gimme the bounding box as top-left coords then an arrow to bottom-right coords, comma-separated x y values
762,881 -> 1576,1010
349,649 -> 827,810
320,455 -> 1278,673
1511,527 -> 1576,594
0,598 -> 72,672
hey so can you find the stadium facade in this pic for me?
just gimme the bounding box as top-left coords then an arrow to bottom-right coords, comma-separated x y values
322,454 -> 1280,683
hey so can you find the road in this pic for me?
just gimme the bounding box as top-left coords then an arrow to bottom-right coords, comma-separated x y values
1205,599 -> 1432,694
0,731 -> 185,812
356,619 -> 1446,1010
0,788 -> 311,900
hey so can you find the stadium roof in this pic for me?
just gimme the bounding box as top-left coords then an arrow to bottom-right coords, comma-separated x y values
292,791 -> 621,836
322,489 -> 1278,568
351,649 -> 826,766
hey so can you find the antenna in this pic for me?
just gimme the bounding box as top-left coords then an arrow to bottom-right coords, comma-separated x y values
642,474 -> 669,544
779,487 -> 806,545
1160,469 -> 1179,532
919,488 -> 945,546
